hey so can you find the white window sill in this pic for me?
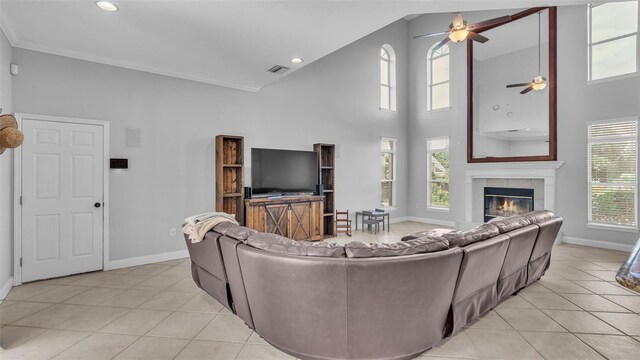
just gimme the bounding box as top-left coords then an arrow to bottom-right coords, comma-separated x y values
426,106 -> 452,114
379,108 -> 397,113
588,71 -> 639,85
586,222 -> 639,233
426,206 -> 450,213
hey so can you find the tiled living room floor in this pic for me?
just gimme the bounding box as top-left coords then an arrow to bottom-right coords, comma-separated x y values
1,221 -> 639,360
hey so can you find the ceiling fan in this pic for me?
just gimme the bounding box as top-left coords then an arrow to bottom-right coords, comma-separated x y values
413,13 -> 511,51
506,12 -> 547,94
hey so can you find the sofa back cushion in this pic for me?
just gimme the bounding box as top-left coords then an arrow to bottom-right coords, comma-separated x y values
246,233 -> 346,257
529,216 -> 563,261
442,224 -> 499,247
344,236 -> 449,258
489,215 -> 531,234
523,210 -> 557,224
213,222 -> 257,242
345,247 -> 463,359
400,228 -> 453,242
489,211 -> 558,234
184,232 -> 227,281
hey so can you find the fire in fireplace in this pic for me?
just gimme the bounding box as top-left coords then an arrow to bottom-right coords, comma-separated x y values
484,187 -> 534,222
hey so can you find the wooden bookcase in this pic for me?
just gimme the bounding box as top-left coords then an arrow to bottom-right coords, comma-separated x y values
215,135 -> 244,225
314,143 -> 335,237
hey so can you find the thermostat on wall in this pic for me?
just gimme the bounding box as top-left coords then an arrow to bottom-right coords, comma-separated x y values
110,158 -> 128,169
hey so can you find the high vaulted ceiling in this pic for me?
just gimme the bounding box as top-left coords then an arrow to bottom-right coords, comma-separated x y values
0,0 -> 596,92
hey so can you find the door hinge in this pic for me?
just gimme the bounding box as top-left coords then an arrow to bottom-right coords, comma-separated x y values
20,196 -> 22,205
19,257 -> 22,267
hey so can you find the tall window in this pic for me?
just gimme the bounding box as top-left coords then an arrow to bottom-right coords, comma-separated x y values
588,119 -> 638,230
380,45 -> 396,111
427,137 -> 450,209
427,43 -> 450,110
588,1 -> 638,81
381,138 -> 396,207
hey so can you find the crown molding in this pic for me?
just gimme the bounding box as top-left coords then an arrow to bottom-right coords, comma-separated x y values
0,2 -> 260,93
13,39 -> 262,92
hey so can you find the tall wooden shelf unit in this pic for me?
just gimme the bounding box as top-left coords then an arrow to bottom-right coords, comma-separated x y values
314,143 -> 335,237
216,135 -> 245,225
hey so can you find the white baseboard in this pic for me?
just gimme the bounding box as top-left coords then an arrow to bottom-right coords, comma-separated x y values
0,276 -> 14,301
389,216 -> 410,224
405,217 -> 456,228
107,250 -> 189,271
561,235 -> 634,252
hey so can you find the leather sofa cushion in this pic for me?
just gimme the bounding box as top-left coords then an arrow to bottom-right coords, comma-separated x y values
345,237 -> 450,258
488,215 -> 531,234
488,211 -> 557,234
246,233 -> 346,257
400,228 -> 454,242
442,224 -> 499,247
213,222 -> 257,242
523,210 -> 556,224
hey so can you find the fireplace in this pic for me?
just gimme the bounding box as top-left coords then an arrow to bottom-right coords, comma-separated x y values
484,187 -> 534,222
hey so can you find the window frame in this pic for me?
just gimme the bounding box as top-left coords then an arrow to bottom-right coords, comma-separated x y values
380,44 -> 397,111
426,136 -> 450,211
427,43 -> 451,111
587,1 -> 640,83
380,137 -> 397,209
587,117 -> 639,232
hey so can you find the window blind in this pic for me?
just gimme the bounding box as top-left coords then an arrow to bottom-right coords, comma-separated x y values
588,120 -> 638,228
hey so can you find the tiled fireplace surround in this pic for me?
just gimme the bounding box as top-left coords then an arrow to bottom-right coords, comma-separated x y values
465,161 -> 565,227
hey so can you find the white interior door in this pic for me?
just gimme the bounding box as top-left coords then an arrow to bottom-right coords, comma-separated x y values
21,118 -> 104,282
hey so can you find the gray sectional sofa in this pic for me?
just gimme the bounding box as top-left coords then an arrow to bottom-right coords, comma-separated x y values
184,210 -> 563,360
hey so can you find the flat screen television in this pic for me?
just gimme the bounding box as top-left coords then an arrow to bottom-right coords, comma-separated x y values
251,148 -> 318,196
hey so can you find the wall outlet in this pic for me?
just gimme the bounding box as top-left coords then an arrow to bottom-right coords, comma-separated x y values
170,228 -> 177,236
415,203 -> 420,209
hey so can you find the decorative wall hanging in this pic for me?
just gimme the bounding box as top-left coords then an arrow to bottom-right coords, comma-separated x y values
0,114 -> 24,154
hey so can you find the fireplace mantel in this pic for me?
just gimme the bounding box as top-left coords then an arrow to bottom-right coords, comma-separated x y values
465,161 -> 565,223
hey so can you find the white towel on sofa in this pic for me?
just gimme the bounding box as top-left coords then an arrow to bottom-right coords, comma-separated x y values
184,212 -> 236,226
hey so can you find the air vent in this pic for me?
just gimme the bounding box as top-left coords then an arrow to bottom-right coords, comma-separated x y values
267,65 -> 290,74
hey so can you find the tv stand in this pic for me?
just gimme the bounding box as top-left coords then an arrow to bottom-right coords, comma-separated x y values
245,195 -> 324,241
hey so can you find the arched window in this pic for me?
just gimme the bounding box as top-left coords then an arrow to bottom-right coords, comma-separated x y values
427,43 -> 450,111
380,44 -> 396,111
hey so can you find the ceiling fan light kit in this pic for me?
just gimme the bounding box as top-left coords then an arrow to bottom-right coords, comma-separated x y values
448,29 -> 469,43
506,12 -> 547,94
531,76 -> 547,90
413,12 -> 511,48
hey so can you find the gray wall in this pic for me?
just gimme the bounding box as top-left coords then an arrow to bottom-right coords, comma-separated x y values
0,30 -> 13,289
408,6 -> 640,249
3,4 -> 639,273
10,20 -> 410,262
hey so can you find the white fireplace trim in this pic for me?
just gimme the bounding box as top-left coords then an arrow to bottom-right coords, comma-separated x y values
465,161 -> 565,223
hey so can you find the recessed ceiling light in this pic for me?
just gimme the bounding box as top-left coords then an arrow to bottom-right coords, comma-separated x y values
96,1 -> 118,12
290,58 -> 303,64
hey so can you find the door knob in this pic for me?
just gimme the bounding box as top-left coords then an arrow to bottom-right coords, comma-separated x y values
94,202 -> 101,208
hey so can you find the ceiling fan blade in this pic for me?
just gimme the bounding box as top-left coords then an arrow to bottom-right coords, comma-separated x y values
432,37 -> 450,52
468,32 -> 489,43
506,82 -> 532,88
468,15 -> 511,30
520,86 -> 534,94
412,30 -> 449,39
